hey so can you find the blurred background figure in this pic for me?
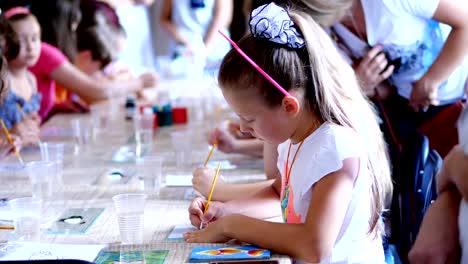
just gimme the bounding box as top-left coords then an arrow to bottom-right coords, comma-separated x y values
102,0 -> 156,75
159,0 -> 232,78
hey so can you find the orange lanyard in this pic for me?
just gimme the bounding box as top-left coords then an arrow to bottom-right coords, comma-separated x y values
284,125 -> 318,186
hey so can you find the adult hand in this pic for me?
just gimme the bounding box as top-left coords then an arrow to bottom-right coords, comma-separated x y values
354,45 -> 394,96
409,76 -> 440,112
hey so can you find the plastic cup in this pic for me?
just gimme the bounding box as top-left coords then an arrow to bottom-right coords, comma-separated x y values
136,156 -> 163,196
112,193 -> 147,244
134,113 -> 154,158
170,130 -> 192,169
90,104 -> 117,140
71,119 -> 91,154
26,161 -> 54,199
39,142 -> 65,186
9,197 -> 42,241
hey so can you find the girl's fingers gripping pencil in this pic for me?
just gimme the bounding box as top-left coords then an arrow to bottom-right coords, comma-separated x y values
0,119 -> 24,165
200,162 -> 221,229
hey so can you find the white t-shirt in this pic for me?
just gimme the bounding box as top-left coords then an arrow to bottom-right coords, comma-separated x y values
277,123 -> 385,264
460,200 -> 468,264
116,4 -> 155,74
171,0 -> 231,62
331,0 -> 468,105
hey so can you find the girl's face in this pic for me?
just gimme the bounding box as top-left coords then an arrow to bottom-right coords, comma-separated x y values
9,16 -> 41,68
222,86 -> 297,145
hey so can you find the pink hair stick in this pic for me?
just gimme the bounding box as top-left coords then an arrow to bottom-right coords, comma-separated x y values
218,30 -> 291,97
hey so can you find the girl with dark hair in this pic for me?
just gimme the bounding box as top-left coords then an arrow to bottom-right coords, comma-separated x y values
25,0 -> 157,120
0,13 -> 22,158
30,0 -> 81,60
0,7 -> 42,146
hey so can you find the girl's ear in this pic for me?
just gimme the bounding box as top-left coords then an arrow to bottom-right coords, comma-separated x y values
281,95 -> 300,116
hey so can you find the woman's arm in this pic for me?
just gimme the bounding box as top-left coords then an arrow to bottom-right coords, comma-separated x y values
50,61 -> 153,104
410,0 -> 468,109
422,0 -> 468,87
187,158 -> 358,263
159,0 -> 188,45
203,0 -> 233,51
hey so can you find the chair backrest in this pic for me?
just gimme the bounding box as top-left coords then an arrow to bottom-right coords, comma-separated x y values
390,131 -> 442,263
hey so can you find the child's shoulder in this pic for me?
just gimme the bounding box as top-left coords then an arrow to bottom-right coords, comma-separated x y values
303,123 -> 365,161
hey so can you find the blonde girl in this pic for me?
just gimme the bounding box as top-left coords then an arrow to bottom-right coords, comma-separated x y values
185,3 -> 392,263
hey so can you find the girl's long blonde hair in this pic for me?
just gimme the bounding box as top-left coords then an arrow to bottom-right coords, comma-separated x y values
219,8 -> 392,234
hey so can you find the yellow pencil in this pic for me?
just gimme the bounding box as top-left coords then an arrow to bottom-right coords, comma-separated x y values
0,119 -> 24,165
0,226 -> 14,230
204,162 -> 221,214
203,143 -> 217,167
16,103 -> 26,118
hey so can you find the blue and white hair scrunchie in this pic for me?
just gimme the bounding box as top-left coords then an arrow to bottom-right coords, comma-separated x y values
250,3 -> 305,49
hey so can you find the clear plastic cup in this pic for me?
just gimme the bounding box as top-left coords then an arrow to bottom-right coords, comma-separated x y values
133,113 -> 154,159
71,119 -> 91,155
170,130 -> 192,169
136,156 -> 163,196
90,104 -> 116,140
26,161 -> 54,199
112,193 -> 147,244
39,142 -> 65,186
9,197 -> 42,241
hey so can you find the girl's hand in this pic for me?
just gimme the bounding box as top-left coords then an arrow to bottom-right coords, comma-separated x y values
409,77 -> 440,112
209,128 -> 237,153
184,217 -> 230,243
0,135 -> 21,158
29,112 -> 41,125
188,197 -> 226,228
11,118 -> 41,146
138,72 -> 159,89
354,45 -> 394,96
192,167 -> 225,197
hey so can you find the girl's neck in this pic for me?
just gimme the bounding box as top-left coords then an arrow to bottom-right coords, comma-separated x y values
290,111 -> 323,144
8,66 -> 29,77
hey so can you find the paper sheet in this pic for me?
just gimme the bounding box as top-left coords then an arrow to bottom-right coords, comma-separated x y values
167,224 -> 197,241
165,174 -> 192,187
0,242 -> 105,262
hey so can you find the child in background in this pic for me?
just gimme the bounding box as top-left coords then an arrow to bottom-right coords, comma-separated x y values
0,7 -> 41,146
27,0 -> 158,120
0,14 -> 22,158
160,0 -> 233,76
75,25 -> 117,77
185,3 -> 392,263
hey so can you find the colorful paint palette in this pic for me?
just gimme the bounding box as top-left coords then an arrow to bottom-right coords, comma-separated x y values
189,245 -> 270,263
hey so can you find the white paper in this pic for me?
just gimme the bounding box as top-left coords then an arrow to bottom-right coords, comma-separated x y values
167,224 -> 197,240
0,242 -> 105,262
165,174 -> 192,187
